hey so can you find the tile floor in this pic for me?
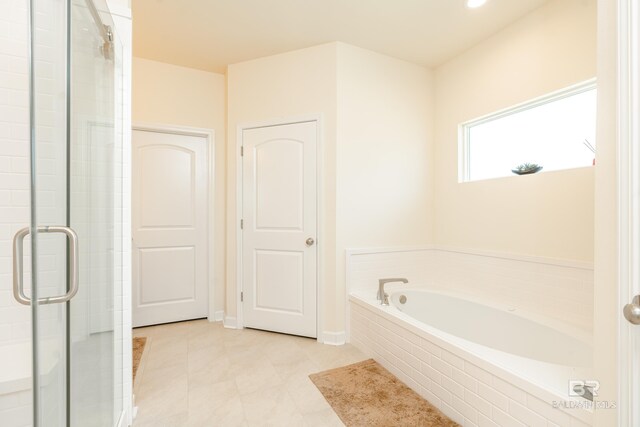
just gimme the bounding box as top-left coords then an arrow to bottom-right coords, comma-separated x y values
132,319 -> 366,426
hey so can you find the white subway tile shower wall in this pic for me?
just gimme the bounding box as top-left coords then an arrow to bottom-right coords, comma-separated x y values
350,303 -> 593,427
346,248 -> 593,332
0,1 -> 61,425
0,0 -> 30,346
0,0 -> 67,347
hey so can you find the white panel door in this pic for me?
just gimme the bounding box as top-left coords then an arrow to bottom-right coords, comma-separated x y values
242,121 -> 317,338
132,129 -> 209,327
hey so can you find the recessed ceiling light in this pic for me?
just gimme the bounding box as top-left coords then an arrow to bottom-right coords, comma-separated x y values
467,0 -> 487,8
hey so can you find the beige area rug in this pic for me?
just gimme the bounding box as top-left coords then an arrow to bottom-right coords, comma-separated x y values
132,337 -> 147,382
309,359 -> 459,427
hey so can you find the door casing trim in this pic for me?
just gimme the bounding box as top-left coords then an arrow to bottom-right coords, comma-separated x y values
617,0 -> 640,423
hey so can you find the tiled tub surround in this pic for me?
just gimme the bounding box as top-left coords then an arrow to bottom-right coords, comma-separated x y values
346,247 -> 595,426
346,247 -> 594,333
350,295 -> 593,427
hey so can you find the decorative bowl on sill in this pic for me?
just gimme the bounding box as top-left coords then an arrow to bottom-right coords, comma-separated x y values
511,163 -> 543,175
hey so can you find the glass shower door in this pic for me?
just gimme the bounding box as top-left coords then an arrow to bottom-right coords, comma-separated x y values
16,0 -> 123,425
68,0 -> 123,425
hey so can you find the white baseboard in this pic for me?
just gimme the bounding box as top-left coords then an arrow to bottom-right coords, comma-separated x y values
211,310 -> 224,322
223,316 -> 238,329
321,331 -> 346,346
130,393 -> 137,426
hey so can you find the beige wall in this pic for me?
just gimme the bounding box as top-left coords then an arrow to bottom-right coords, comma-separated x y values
134,0 -> 601,340
226,43 -> 434,336
131,2 -> 621,420
132,57 -> 227,316
226,43 -> 338,331
335,43 -> 434,331
433,0 -> 597,262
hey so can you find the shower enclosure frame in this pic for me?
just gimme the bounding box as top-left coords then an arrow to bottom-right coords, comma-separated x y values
13,0 -> 127,425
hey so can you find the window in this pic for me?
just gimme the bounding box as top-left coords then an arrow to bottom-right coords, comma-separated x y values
460,80 -> 597,182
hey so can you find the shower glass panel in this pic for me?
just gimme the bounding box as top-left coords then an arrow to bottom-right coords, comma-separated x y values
26,0 -> 123,425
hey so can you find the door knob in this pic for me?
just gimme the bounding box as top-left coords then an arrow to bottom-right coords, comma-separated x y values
305,237 -> 315,247
624,295 -> 640,325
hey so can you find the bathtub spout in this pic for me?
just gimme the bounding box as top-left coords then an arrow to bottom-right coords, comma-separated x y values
377,278 -> 409,305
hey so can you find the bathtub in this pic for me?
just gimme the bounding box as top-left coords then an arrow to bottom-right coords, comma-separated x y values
349,288 -> 594,426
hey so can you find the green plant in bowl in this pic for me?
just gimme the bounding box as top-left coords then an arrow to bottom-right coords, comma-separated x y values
512,163 -> 543,175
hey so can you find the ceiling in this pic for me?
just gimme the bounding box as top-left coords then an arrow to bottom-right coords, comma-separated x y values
132,0 -> 549,74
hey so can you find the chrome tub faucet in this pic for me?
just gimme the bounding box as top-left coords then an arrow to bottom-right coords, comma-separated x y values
377,278 -> 408,305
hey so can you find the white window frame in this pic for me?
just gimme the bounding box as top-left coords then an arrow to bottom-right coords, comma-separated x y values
458,78 -> 597,183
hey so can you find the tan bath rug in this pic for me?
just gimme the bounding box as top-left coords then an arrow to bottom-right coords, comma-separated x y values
309,359 -> 459,427
132,337 -> 147,382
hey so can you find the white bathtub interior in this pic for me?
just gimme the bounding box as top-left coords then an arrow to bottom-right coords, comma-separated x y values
389,289 -> 592,367
347,248 -> 594,332
351,288 -> 594,389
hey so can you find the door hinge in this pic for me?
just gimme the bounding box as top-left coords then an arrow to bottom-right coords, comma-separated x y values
240,219 -> 244,229
240,291 -> 244,302
240,146 -> 244,156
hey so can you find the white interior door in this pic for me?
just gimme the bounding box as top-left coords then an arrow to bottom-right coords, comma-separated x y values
132,128 -> 209,327
242,121 -> 318,338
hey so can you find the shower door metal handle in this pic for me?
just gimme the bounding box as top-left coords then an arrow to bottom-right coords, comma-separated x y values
624,295 -> 640,325
13,226 -> 79,305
